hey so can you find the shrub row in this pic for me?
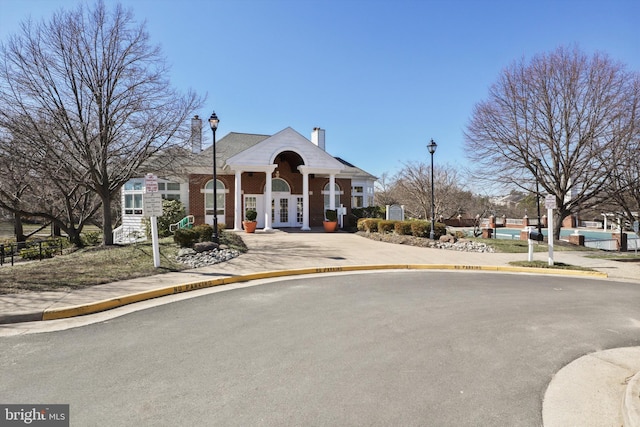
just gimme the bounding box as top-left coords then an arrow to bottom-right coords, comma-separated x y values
18,239 -> 66,260
357,218 -> 447,239
174,223 -> 225,248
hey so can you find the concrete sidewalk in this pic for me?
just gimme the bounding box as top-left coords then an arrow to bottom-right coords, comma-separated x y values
1,229 -> 639,426
1,229 -> 638,324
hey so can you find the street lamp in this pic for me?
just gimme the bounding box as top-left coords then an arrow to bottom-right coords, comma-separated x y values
208,111 -> 220,243
535,158 -> 542,236
427,139 -> 438,240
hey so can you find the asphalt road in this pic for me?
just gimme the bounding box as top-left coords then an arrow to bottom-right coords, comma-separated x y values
1,271 -> 639,426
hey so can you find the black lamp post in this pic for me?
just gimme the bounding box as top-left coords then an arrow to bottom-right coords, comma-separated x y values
427,139 -> 438,240
208,111 -> 220,243
535,158 -> 542,236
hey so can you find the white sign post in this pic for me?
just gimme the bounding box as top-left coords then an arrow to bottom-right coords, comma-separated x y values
527,226 -> 534,262
545,195 -> 556,266
144,174 -> 162,268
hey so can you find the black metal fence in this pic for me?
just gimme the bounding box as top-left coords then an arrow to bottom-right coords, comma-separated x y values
0,239 -> 65,266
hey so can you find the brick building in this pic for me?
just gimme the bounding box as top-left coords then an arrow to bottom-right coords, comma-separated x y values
117,118 -> 376,241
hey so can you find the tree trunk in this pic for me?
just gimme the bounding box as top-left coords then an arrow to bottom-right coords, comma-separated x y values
51,223 -> 61,237
66,229 -> 83,247
553,210 -> 570,241
13,213 -> 25,243
102,195 -> 114,246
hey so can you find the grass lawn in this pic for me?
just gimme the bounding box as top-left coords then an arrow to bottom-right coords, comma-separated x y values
0,219 -> 102,241
0,232 -> 247,294
508,260 -> 597,271
469,237 -> 598,253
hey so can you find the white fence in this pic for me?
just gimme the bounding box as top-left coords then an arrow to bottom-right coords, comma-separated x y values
584,239 -> 618,251
584,235 -> 639,251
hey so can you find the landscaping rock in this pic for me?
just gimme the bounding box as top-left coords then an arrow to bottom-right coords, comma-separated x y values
439,234 -> 456,243
194,241 -> 219,253
175,248 -> 240,268
177,248 -> 196,257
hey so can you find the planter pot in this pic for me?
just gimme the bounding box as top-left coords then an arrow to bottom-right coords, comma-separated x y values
243,221 -> 257,233
323,221 -> 338,232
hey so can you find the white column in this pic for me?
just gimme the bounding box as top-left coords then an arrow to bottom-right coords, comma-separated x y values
302,171 -> 310,230
329,174 -> 336,210
263,166 -> 276,231
233,170 -> 242,231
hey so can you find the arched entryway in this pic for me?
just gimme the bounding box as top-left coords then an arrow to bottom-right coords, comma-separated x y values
270,178 -> 303,228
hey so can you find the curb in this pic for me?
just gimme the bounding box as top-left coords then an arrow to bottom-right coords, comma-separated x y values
625,370 -> 640,427
0,263 -> 599,323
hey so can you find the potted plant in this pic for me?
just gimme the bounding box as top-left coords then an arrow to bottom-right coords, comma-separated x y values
323,209 -> 338,232
243,209 -> 257,233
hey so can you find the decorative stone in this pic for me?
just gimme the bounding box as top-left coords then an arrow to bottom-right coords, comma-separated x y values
194,241 -> 219,253
439,234 -> 456,243
177,248 -> 196,256
176,248 -> 240,268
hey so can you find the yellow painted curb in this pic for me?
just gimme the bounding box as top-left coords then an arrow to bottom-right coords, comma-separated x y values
41,264 -> 608,321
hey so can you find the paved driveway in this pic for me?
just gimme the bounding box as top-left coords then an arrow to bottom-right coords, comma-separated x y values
2,270 -> 639,426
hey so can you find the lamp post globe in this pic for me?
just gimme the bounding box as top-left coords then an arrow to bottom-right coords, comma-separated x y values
427,139 -> 437,240
209,111 -> 220,243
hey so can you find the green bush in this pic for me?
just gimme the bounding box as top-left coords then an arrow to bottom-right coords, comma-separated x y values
81,231 -> 102,246
325,209 -> 338,222
394,221 -> 413,235
19,239 -> 63,260
410,221 -> 447,238
378,220 -> 397,233
359,218 -> 381,233
143,200 -> 188,238
245,209 -> 257,221
173,228 -> 199,248
192,224 -> 214,242
411,221 -> 430,238
155,199 -> 187,238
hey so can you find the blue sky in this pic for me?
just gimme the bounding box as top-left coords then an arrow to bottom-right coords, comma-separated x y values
1,0 -> 638,186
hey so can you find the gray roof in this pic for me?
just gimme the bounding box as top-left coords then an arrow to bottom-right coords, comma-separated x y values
335,157 -> 377,180
180,131 -> 375,180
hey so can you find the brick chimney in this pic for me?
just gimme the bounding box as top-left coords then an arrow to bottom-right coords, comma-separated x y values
191,115 -> 202,153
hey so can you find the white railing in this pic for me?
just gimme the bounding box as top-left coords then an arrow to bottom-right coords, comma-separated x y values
581,221 -> 603,229
495,232 -> 520,240
169,215 -> 195,232
113,225 -> 147,244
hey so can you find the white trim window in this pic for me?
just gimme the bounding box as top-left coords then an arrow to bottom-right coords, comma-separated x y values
204,179 -> 225,216
158,182 -> 181,201
323,182 -> 342,210
124,194 -> 143,215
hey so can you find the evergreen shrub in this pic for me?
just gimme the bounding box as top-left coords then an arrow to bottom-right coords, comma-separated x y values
378,220 -> 397,233
394,221 -> 413,235
192,224 -> 214,242
173,228 -> 199,248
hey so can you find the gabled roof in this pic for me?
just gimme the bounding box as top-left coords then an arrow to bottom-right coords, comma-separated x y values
183,127 -> 375,179
187,132 -> 270,173
203,132 -> 271,162
225,127 -> 346,172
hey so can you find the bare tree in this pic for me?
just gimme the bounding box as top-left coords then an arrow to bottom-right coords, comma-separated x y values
392,161 -> 478,220
0,126 -> 102,245
0,1 -> 203,245
606,131 -> 640,228
465,46 -> 640,238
